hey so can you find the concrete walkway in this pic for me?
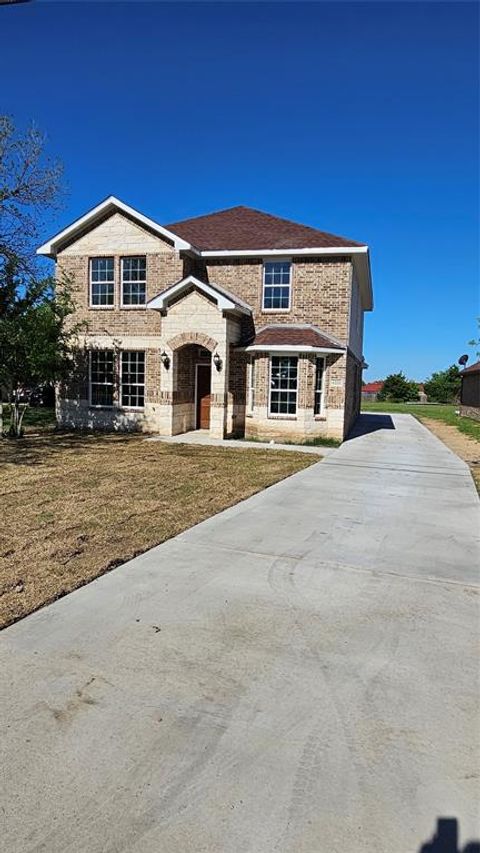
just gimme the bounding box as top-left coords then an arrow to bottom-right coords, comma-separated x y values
1,414 -> 479,853
145,429 -> 334,455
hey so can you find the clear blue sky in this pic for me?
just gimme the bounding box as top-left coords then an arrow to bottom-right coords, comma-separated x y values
1,1 -> 478,379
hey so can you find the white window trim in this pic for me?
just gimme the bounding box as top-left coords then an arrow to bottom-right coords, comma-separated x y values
120,256 -> 147,309
247,357 -> 255,415
268,355 -> 298,419
120,350 -> 146,410
89,257 -> 115,309
314,356 -> 326,417
88,349 -> 115,408
262,258 -> 292,313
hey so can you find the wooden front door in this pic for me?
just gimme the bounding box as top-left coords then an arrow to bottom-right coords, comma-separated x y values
196,364 -> 211,429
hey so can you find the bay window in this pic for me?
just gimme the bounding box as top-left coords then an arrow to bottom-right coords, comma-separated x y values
314,357 -> 325,415
269,356 -> 298,416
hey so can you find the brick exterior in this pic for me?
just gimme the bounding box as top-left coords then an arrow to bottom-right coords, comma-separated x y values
55,211 -> 366,441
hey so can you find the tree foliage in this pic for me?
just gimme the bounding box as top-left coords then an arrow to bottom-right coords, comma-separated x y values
377,372 -> 419,402
0,115 -> 63,263
423,365 -> 461,404
0,258 -> 83,436
468,317 -> 480,358
0,116 -> 80,438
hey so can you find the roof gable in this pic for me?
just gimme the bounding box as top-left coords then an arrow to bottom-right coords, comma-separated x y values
147,275 -> 251,315
37,196 -> 191,258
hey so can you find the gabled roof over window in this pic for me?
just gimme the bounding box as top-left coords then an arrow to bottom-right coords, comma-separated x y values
37,195 -> 192,257
245,324 -> 345,353
147,275 -> 252,315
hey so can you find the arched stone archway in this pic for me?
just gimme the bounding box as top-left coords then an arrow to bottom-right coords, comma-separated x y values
167,331 -> 218,352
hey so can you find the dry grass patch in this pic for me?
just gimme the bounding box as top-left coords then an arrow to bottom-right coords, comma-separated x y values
420,417 -> 480,490
0,432 -> 315,628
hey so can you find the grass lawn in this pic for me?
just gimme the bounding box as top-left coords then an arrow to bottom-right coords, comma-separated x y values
0,432 -> 315,629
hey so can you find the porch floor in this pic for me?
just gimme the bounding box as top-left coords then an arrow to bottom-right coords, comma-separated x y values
145,430 -> 332,455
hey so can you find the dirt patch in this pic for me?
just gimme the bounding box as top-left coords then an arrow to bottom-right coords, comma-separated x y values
0,432 -> 315,629
419,417 -> 480,490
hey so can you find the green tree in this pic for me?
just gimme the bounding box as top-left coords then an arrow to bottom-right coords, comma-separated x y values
0,117 -> 79,438
424,365 -> 461,403
468,317 -> 480,358
0,258 -> 83,436
377,372 -> 419,402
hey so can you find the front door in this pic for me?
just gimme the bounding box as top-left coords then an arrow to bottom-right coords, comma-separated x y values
196,364 -> 211,429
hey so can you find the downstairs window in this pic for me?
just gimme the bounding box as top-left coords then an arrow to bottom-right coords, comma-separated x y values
90,350 -> 115,406
269,356 -> 298,416
121,351 -> 145,408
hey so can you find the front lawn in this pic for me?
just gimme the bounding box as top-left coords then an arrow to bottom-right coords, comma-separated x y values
0,433 -> 315,628
362,401 -> 480,442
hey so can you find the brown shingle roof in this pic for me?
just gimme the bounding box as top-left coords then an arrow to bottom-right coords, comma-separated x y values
247,325 -> 344,350
166,206 -> 365,252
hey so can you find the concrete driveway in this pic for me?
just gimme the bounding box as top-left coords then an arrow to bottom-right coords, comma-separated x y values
1,414 -> 479,853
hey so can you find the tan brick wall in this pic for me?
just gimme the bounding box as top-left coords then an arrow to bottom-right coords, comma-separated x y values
58,251 -> 183,337
205,256 -> 353,342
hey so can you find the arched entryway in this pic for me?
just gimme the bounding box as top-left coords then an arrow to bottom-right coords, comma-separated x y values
173,343 -> 213,433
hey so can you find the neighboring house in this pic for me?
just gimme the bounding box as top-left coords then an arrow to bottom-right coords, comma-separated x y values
459,361 -> 480,422
362,380 -> 384,401
38,197 -> 373,441
362,379 -> 428,403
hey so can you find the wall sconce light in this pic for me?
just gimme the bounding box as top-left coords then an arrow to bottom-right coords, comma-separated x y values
213,352 -> 223,372
160,351 -> 170,369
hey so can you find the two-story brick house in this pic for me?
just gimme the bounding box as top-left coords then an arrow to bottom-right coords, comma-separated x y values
38,197 -> 373,440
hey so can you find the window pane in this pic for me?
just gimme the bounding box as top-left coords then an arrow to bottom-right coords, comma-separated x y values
263,262 -> 291,310
91,258 -> 114,281
269,356 -> 297,415
91,258 -> 114,305
121,351 -> 145,408
122,257 -> 146,305
314,358 -> 324,415
90,350 -> 114,406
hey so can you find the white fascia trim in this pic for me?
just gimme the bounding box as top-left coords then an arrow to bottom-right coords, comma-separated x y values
199,246 -> 368,258
244,345 -> 345,354
146,274 -> 250,315
37,195 -> 191,257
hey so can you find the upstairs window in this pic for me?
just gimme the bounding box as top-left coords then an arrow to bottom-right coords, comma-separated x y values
90,257 -> 114,306
121,351 -> 145,408
269,356 -> 298,416
314,357 -> 325,415
122,257 -> 146,306
262,261 -> 291,311
90,350 -> 114,406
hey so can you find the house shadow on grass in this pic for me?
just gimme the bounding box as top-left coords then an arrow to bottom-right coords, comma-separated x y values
418,818 -> 480,852
346,412 -> 395,440
0,430 -> 140,467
